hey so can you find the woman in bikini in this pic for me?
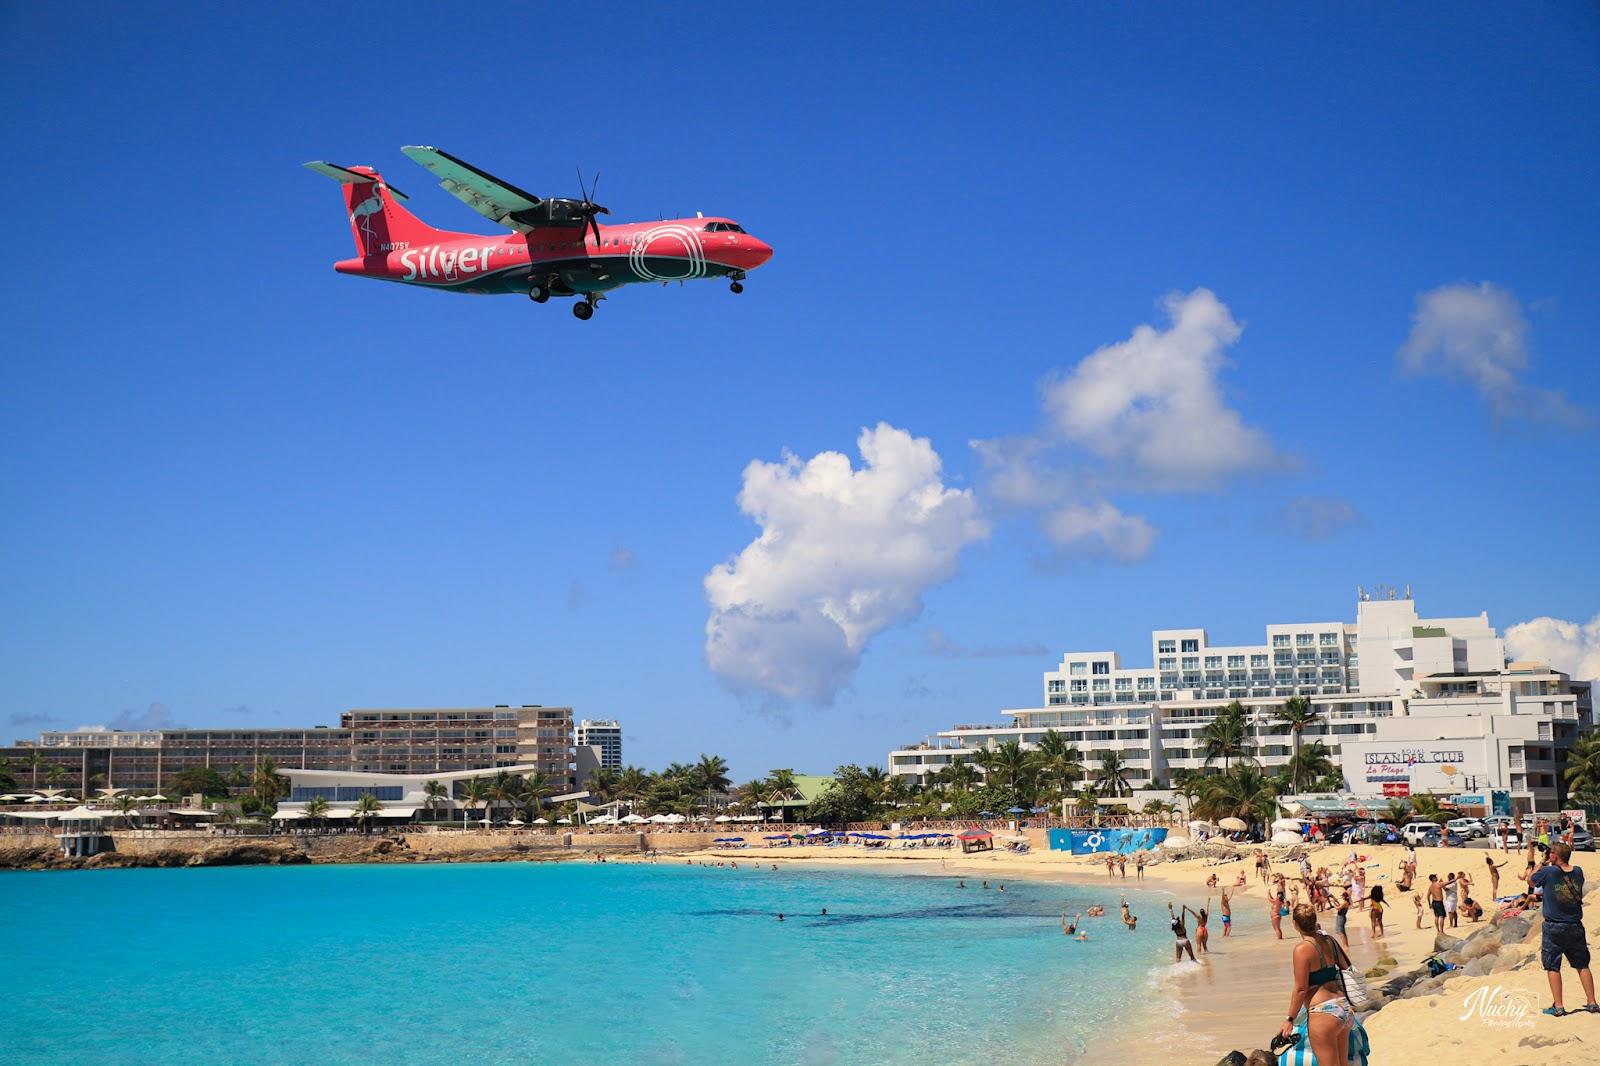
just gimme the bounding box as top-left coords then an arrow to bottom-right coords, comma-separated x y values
1269,876 -> 1288,940
1195,899 -> 1211,954
1280,903 -> 1355,1066
1168,902 -> 1198,962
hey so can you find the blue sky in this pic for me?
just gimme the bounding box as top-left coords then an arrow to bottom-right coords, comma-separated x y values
2,4 -> 1597,780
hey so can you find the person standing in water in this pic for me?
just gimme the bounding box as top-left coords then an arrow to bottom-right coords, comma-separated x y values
1168,902 -> 1198,962
1220,888 -> 1234,937
1136,852 -> 1147,881
1062,912 -> 1082,936
1195,899 -> 1211,954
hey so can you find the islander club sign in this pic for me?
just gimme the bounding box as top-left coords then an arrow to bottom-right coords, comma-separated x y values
1363,747 -> 1467,785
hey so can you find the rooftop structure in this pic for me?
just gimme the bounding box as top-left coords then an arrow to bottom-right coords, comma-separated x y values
576,719 -> 622,771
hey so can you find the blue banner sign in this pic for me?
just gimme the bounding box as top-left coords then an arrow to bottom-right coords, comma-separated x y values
1048,827 -> 1170,853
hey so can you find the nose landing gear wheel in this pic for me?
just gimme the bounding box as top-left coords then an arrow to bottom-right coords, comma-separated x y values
529,284 -> 549,303
729,281 -> 744,294
572,301 -> 594,321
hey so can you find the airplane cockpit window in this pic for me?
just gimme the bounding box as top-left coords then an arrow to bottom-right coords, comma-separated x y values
703,222 -> 747,233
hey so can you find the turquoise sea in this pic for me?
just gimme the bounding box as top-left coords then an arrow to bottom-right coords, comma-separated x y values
0,861 -> 1178,1065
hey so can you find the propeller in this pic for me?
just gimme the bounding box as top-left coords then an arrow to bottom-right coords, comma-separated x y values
575,166 -> 609,247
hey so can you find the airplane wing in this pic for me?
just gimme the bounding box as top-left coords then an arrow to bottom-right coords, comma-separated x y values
400,146 -> 546,233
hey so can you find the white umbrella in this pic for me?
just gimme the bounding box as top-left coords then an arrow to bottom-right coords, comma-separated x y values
507,818 -> 526,827
1270,831 -> 1304,845
556,817 -> 572,825
149,795 -> 169,802
714,815 -> 734,823
648,814 -> 673,823
1161,834 -> 1192,849
25,796 -> 49,803
1218,817 -> 1248,832
620,814 -> 646,824
1272,818 -> 1304,832
663,813 -> 687,823
531,817 -> 549,825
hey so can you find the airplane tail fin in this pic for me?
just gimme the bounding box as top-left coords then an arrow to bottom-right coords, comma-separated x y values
304,162 -> 449,258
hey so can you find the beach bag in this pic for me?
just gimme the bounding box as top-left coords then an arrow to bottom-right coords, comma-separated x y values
1330,937 -> 1373,1009
1276,1014 -> 1371,1066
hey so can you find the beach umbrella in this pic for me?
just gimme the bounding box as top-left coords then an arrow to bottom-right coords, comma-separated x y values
1272,818 -> 1304,832
1218,817 -> 1248,831
507,819 -> 525,827
714,815 -> 733,822
620,814 -> 646,824
531,817 -> 549,825
556,817 -> 572,825
1006,806 -> 1028,814
1270,831 -> 1303,845
1161,834 -> 1192,849
149,795 -> 168,802
764,834 -> 787,840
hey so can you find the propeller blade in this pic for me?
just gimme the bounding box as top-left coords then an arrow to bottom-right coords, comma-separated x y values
588,214 -> 603,248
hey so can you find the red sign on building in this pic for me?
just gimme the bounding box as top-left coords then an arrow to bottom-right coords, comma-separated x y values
1382,782 -> 1411,798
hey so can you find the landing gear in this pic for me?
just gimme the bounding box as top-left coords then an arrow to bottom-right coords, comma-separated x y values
528,283 -> 549,304
729,281 -> 744,294
572,300 -> 594,321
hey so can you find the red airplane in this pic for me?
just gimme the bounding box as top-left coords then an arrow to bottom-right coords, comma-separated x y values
305,146 -> 772,320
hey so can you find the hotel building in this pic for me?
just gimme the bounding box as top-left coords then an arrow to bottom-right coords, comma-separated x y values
576,719 -> 623,770
888,594 -> 1592,814
1,705 -> 576,796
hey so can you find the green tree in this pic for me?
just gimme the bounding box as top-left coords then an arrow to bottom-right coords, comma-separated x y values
423,780 -> 448,821
1283,739 -> 1336,794
487,770 -> 522,823
1384,798 -> 1411,825
693,754 -> 732,813
460,777 -> 490,827
1273,696 -> 1323,794
615,766 -> 651,806
1409,792 -> 1452,825
1094,751 -> 1133,798
587,767 -> 620,802
1171,769 -> 1206,817
114,794 -> 139,829
992,741 -> 1036,803
353,792 -> 382,834
935,758 -> 979,794
251,756 -> 287,812
1564,731 -> 1600,806
24,750 -> 47,791
1034,730 -> 1084,800
520,771 -> 554,821
166,766 -> 230,799
45,765 -> 65,789
1194,764 -> 1280,824
767,768 -> 798,795
304,795 -> 331,833
1201,701 -> 1254,771
0,760 -> 13,793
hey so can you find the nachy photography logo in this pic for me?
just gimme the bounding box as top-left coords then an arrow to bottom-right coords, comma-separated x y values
1459,985 -> 1537,1029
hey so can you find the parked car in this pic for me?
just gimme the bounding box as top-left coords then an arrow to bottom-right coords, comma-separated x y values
1446,817 -> 1486,839
1341,821 -> 1399,845
1572,827 -> 1596,852
1401,821 -> 1441,846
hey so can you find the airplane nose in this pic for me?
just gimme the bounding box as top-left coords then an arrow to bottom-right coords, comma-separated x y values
749,237 -> 773,266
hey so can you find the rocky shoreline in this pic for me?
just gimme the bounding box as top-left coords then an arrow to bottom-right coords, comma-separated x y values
0,835 -> 600,871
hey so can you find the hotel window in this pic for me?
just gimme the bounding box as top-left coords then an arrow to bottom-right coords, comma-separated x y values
1227,655 -> 1245,668
1272,634 -> 1290,648
1204,655 -> 1222,669
1229,688 -> 1247,698
1320,633 -> 1339,646
1137,676 -> 1155,689
1158,639 -> 1177,654
1070,679 -> 1087,692
1275,651 -> 1293,665
1160,690 -> 1174,701
1092,661 -> 1110,675
1092,679 -> 1109,691
1047,679 -> 1065,692
1182,656 -> 1199,670
1114,677 -> 1132,690
1296,633 -> 1314,646
1181,639 -> 1199,653
1158,656 -> 1176,670
1069,662 -> 1087,676
1251,654 -> 1268,667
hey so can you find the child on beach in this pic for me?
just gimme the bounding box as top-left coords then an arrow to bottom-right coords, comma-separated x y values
1413,892 -> 1425,929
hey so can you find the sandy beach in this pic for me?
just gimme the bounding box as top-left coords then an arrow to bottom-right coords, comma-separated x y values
691,838 -> 1600,1064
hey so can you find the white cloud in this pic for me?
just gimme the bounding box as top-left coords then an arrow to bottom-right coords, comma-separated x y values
609,547 -> 637,572
1505,614 -> 1600,681
1398,282 -> 1589,426
974,288 -> 1286,561
1041,500 -> 1157,561
704,423 -> 987,704
1043,288 -> 1285,487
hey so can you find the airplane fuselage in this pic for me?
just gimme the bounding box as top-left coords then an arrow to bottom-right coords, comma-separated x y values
334,217 -> 772,297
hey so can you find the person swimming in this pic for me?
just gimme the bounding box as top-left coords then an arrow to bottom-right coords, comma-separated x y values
1063,912 -> 1082,936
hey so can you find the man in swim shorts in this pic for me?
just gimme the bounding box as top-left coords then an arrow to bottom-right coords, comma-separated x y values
1524,840 -> 1599,1017
1427,873 -> 1446,934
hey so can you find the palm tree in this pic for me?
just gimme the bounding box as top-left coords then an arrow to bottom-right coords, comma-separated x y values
935,758 -> 979,794
1273,696 -> 1322,794
587,767 -> 620,802
1383,798 -> 1411,825
1094,751 -> 1132,798
972,748 -> 1000,786
1409,792 -> 1451,826
304,795 -> 331,834
1201,702 -> 1254,771
115,794 -> 139,829
252,756 -> 286,811
488,770 -> 522,824
693,754 -> 732,814
1073,787 -> 1101,824
1564,731 -> 1600,806
460,777 -> 490,828
520,771 -> 554,821
1171,769 -> 1206,818
423,780 -> 448,822
1142,798 -> 1175,816
767,768 -> 798,796
860,765 -> 889,807
993,740 -> 1035,799
1194,764 -> 1279,824
1283,740 -> 1336,794
883,775 -> 913,809
24,750 -> 47,791
44,765 -> 65,789
1034,730 -> 1084,799
615,766 -> 651,807
353,793 -> 382,834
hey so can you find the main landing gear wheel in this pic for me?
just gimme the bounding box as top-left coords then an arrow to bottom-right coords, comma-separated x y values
528,283 -> 549,304
729,281 -> 744,294
572,301 -> 594,321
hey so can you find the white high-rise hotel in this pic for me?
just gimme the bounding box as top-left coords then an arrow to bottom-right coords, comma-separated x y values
888,592 -> 1592,814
